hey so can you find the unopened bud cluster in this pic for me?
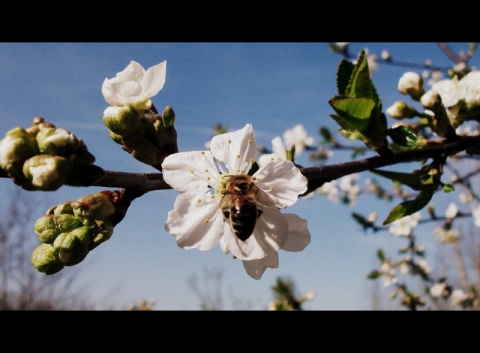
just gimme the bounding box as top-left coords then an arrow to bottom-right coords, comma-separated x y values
0,117 -> 99,191
389,70 -> 480,141
103,104 -> 178,170
31,192 -> 117,274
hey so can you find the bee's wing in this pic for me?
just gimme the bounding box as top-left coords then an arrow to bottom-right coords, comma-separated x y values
220,192 -> 233,213
254,187 -> 276,208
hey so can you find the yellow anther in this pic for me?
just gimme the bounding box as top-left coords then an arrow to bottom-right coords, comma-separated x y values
228,139 -> 231,144
205,169 -> 208,172
197,199 -> 202,203
270,186 -> 274,191
236,154 -> 240,158
190,170 -> 194,173
201,151 -> 205,155
204,219 -> 209,223
247,139 -> 251,144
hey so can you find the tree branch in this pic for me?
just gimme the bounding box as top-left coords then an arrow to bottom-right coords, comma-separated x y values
84,135 -> 480,195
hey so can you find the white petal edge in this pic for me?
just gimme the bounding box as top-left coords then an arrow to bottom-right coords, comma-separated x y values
242,251 -> 279,280
210,124 -> 257,173
282,213 -> 311,252
162,151 -> 218,193
165,193 -> 223,251
142,61 -> 167,98
254,160 -> 308,208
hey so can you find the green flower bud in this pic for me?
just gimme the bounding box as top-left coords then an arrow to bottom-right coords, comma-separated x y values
54,226 -> 93,266
103,105 -> 146,136
71,193 -> 116,220
161,106 -> 176,127
34,215 -> 59,243
108,130 -> 124,145
90,220 -> 114,249
22,154 -> 70,191
51,201 -> 75,216
31,243 -> 65,275
36,127 -> 80,156
0,127 -> 39,170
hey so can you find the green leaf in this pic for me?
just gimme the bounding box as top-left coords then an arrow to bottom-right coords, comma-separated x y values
370,169 -> 425,191
345,50 -> 379,103
329,97 -> 376,132
367,270 -> 382,279
336,59 -> 355,95
383,188 -> 434,225
377,249 -> 385,261
443,183 -> 455,193
387,125 -> 417,147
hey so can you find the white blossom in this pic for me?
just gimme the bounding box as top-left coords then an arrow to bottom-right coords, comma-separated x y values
430,77 -> 466,108
434,227 -> 460,244
388,212 -> 421,237
473,206 -> 480,228
283,125 -> 314,156
162,124 -> 310,279
430,282 -> 447,298
316,180 -> 340,203
258,136 -> 287,167
450,289 -> 468,306
102,60 -> 167,110
445,202 -> 458,219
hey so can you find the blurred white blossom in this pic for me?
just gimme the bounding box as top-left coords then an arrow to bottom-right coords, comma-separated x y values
283,125 -> 314,156
388,212 -> 421,237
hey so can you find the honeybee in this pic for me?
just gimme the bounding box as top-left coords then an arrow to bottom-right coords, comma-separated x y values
220,174 -> 276,241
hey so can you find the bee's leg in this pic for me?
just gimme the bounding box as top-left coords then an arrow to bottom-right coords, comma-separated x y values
257,209 -> 263,219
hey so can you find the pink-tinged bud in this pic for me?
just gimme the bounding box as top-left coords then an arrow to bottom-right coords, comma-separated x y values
71,193 -> 116,220
90,220 -> 114,249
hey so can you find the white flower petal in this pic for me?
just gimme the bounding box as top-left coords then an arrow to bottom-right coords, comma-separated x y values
116,61 -> 144,81
282,214 -> 311,251
271,137 -> 287,160
242,252 -> 279,280
254,160 -> 307,208
142,61 -> 167,98
162,151 -> 218,193
165,193 -> 223,251
210,124 -> 257,173
223,206 -> 288,260
110,81 -> 143,103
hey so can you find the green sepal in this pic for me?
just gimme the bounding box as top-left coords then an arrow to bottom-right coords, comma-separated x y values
383,188 -> 435,225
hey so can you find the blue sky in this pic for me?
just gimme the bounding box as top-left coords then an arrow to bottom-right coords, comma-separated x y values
0,42 -> 475,310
